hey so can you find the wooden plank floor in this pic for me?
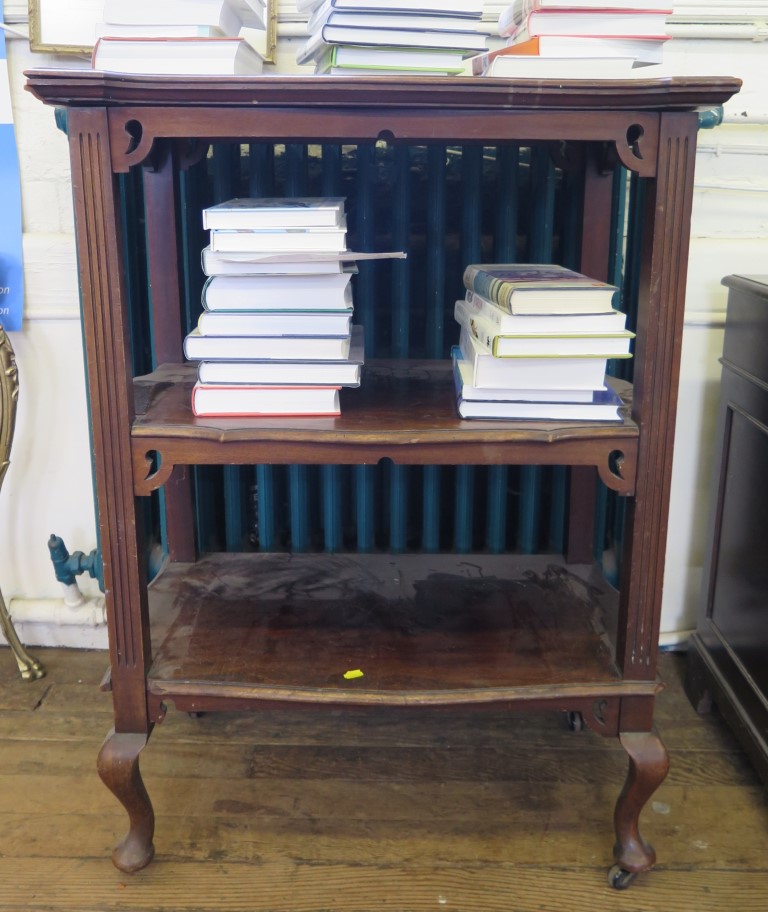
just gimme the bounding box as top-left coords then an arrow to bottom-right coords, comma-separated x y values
1,646 -> 767,911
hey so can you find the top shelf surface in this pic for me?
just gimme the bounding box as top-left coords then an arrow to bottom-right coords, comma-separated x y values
24,71 -> 742,112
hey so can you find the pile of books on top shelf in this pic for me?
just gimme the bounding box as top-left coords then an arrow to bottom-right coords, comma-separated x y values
452,263 -> 634,422
183,197 -> 366,418
296,0 -> 487,75
471,0 -> 671,79
91,0 -> 267,75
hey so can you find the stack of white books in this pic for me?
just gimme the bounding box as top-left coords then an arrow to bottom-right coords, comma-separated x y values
296,0 -> 487,75
453,263 -> 634,421
184,197 -> 366,417
92,0 -> 267,75
471,0 -> 671,78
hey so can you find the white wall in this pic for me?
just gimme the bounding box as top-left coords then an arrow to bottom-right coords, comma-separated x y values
1,5 -> 766,648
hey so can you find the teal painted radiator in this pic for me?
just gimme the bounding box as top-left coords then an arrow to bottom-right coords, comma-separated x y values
122,141 -> 639,572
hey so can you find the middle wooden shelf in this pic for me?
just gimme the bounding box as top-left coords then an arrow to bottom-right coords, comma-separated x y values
131,361 -> 638,496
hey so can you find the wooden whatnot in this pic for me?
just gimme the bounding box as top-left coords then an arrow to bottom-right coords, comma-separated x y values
24,72 -> 741,886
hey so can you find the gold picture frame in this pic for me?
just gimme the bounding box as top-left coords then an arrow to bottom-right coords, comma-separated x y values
28,0 -> 278,64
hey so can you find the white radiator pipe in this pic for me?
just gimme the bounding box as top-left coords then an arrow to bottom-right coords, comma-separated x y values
8,596 -> 106,627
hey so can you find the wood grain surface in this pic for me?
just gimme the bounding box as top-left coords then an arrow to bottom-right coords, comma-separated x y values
1,647 -> 766,911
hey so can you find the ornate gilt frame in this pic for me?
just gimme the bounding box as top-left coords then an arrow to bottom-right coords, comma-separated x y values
28,0 -> 278,64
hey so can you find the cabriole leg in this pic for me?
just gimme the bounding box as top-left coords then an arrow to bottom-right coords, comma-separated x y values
610,730 -> 669,888
97,729 -> 155,873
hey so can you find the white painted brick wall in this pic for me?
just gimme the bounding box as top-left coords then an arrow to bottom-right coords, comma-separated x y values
1,19 -> 766,643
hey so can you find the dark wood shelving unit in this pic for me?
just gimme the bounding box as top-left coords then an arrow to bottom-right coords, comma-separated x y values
24,71 -> 741,887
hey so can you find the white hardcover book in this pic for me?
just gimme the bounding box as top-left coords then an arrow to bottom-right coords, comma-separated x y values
450,349 -> 599,403
184,329 -> 352,361
197,310 -> 353,337
209,227 -> 347,254
297,25 -> 487,66
455,300 -> 634,358
308,11 -> 484,34
203,198 -> 347,230
92,37 -> 264,77
202,273 -> 354,310
95,24 -> 229,39
459,328 -> 609,390
191,384 -> 341,417
197,325 -> 364,386
298,0 -> 483,13
201,247 -> 405,275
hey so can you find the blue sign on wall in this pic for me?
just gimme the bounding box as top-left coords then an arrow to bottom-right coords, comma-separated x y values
0,1 -> 24,332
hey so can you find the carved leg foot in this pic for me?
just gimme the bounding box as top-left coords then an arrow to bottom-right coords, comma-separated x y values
611,730 -> 669,883
0,593 -> 45,681
97,729 -> 155,873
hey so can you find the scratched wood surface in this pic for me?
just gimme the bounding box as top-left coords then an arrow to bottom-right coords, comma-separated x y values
1,647 -> 767,911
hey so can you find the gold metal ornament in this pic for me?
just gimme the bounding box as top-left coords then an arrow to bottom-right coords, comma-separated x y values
0,327 -> 45,681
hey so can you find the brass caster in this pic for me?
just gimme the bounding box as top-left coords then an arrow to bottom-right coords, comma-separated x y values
608,864 -> 637,890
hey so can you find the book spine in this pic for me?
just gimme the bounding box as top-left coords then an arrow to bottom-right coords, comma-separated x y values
464,290 -> 508,327
462,265 -> 513,312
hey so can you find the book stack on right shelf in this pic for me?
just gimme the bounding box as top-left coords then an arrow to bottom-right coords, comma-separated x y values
472,0 -> 671,78
92,0 -> 267,75
183,197 -> 365,418
296,0 -> 487,75
453,263 -> 634,421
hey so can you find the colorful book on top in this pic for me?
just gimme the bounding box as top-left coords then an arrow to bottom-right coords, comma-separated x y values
462,263 -> 618,315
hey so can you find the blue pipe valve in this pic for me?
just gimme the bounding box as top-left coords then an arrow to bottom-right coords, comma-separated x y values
48,534 -> 104,592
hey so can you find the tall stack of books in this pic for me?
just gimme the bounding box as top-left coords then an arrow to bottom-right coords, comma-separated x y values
296,0 -> 487,75
472,0 -> 671,78
452,263 -> 634,421
92,0 -> 267,75
183,197 -> 366,417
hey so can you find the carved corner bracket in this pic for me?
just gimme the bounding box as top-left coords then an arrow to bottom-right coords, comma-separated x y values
596,446 -> 637,496
604,121 -> 658,178
133,447 -> 175,496
108,112 -> 209,173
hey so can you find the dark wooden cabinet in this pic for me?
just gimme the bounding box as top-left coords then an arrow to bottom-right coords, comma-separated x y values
24,71 -> 741,886
687,274 -> 768,784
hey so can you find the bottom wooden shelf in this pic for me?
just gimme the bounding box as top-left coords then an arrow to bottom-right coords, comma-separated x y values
145,553 -> 653,712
